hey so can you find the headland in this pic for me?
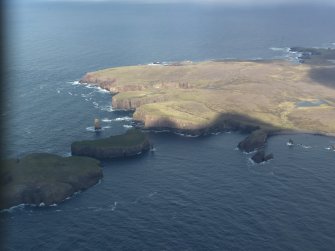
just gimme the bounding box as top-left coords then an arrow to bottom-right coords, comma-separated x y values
80,48 -> 335,158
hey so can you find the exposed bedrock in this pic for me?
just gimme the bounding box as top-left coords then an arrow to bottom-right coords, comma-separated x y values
1,153 -> 103,210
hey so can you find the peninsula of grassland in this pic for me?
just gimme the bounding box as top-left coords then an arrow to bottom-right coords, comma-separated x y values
80,48 -> 335,141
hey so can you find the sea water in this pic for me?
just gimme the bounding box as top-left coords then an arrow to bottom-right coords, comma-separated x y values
2,2 -> 335,250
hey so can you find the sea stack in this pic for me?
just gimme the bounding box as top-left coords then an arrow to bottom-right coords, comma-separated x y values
94,118 -> 101,131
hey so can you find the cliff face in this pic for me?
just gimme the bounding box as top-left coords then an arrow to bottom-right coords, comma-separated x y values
1,153 -> 103,209
71,129 -> 151,159
112,94 -> 169,110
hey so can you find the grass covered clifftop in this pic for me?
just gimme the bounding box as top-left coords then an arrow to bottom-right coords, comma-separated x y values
1,153 -> 102,209
80,51 -> 335,135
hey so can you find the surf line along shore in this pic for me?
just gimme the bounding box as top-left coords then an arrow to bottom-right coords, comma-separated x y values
79,49 -> 335,161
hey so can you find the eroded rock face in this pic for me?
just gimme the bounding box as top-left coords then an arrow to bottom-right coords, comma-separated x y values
238,129 -> 268,153
1,153 -> 103,210
71,129 -> 151,159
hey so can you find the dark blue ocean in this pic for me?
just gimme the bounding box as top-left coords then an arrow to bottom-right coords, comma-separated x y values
2,1 -> 335,250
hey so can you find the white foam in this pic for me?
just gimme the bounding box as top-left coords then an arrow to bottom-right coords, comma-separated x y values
86,126 -> 96,132
101,105 -> 114,112
0,204 -> 25,213
325,146 -> 335,151
68,92 -> 73,96
147,62 -> 163,66
211,132 -> 221,135
62,152 -> 72,157
102,118 -> 112,123
83,83 -> 110,94
174,132 -> 199,137
72,81 -> 80,85
114,116 -> 132,121
57,90 -> 61,94
123,125 -> 133,128
39,202 -> 45,207
270,47 -> 290,52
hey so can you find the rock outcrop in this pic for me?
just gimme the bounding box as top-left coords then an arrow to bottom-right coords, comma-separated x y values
71,129 -> 151,159
1,153 -> 103,210
237,129 -> 268,153
251,150 -> 274,164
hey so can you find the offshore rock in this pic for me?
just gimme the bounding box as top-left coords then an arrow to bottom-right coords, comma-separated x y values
251,150 -> 274,164
238,129 -> 268,153
71,129 -> 151,159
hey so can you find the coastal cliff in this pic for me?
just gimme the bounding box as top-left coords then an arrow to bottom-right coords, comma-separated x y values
1,153 -> 102,210
79,49 -> 335,159
71,129 -> 151,159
